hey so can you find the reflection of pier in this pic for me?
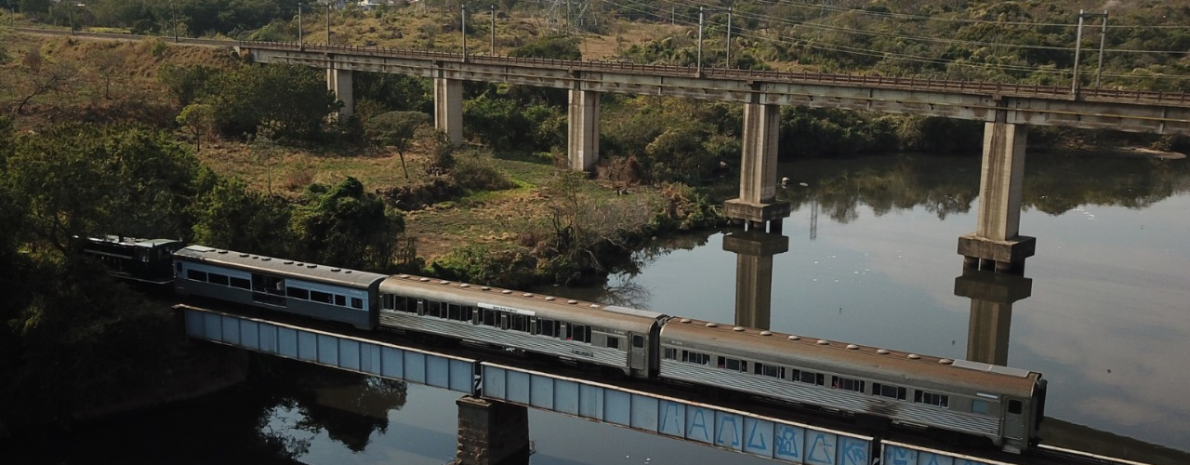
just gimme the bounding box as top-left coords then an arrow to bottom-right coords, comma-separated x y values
722,229 -> 789,330
954,269 -> 1032,366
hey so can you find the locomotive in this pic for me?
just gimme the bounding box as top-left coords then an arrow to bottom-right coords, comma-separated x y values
173,244 -> 1046,453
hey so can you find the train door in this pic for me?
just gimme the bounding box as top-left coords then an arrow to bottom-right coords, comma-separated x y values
251,273 -> 287,306
1001,397 -> 1027,450
628,333 -> 648,377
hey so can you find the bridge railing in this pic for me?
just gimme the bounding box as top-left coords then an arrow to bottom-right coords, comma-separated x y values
237,40 -> 1189,104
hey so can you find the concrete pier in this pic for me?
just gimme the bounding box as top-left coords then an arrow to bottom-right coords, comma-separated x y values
725,102 -> 791,229
958,119 -> 1035,274
326,67 -> 353,124
723,230 -> 789,330
434,76 -> 464,146
954,269 -> 1032,366
568,86 -> 600,172
455,396 -> 530,465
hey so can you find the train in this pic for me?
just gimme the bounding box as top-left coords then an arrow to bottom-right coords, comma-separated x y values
171,243 -> 1046,453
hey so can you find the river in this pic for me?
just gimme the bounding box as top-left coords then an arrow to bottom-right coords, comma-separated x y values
8,151 -> 1188,464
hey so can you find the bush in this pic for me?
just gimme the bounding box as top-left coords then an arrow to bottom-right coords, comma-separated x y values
449,150 -> 515,192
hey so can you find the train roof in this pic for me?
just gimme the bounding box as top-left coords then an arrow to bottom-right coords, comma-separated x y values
84,235 -> 185,249
174,245 -> 388,288
659,317 -> 1041,397
379,274 -> 668,332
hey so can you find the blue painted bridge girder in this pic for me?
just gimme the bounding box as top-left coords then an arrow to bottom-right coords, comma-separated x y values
182,306 -> 477,394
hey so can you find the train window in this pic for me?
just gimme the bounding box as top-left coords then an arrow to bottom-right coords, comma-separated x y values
481,309 -> 499,327
351,298 -> 363,310
718,357 -> 747,372
606,337 -> 619,349
310,290 -> 333,304
682,351 -> 710,365
510,314 -> 530,332
914,391 -> 949,408
539,319 -> 557,337
287,287 -> 309,300
632,335 -> 645,348
569,325 -> 591,343
208,274 -> 229,286
793,370 -> 824,386
1008,400 -> 1023,414
187,270 -> 207,282
755,363 -> 785,378
664,348 -> 678,360
971,399 -> 989,415
832,376 -> 865,393
175,262 -> 182,273
873,383 -> 907,400
425,301 -> 443,318
335,295 -> 346,306
230,277 -> 251,289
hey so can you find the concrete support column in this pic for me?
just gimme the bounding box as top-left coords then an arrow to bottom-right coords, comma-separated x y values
434,76 -> 464,146
455,396 -> 530,465
568,87 -> 600,172
958,118 -> 1035,274
725,102 -> 791,227
723,230 -> 789,330
326,67 -> 354,125
954,269 -> 1032,366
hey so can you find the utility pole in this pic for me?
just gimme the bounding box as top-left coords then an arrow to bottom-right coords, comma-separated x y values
726,6 -> 733,68
697,7 -> 704,75
170,0 -> 178,42
461,4 -> 467,60
1071,9 -> 1085,96
1072,10 -> 1109,95
298,3 -> 304,49
1095,11 -> 1108,89
326,1 -> 332,45
490,5 -> 496,55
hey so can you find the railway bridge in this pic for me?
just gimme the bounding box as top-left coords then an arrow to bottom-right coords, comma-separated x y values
234,40 -> 1190,274
181,304 -> 1183,465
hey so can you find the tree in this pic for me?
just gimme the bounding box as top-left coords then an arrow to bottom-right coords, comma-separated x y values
292,177 -> 404,271
176,103 -> 216,153
158,64 -> 218,107
191,169 -> 294,258
364,111 -> 431,179
90,48 -> 127,100
2,123 -> 198,252
12,50 -> 78,114
202,64 -> 339,141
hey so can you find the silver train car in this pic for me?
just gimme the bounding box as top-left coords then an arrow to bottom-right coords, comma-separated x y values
656,317 -> 1046,453
377,273 -> 668,378
173,246 -> 387,330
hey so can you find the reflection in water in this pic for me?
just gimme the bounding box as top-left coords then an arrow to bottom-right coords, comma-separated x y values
954,268 -> 1033,366
723,229 -> 789,330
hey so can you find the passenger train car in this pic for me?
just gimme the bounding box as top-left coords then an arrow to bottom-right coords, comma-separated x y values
657,317 -> 1046,453
170,244 -> 1046,453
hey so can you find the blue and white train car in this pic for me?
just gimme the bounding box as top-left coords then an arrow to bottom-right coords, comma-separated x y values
173,246 -> 387,330
656,318 -> 1046,453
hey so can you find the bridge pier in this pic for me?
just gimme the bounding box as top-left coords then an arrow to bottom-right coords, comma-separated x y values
455,396 -> 531,465
434,76 -> 464,146
725,102 -> 791,230
954,269 -> 1032,366
326,68 -> 354,125
723,229 -> 789,330
958,119 -> 1035,275
568,86 -> 600,172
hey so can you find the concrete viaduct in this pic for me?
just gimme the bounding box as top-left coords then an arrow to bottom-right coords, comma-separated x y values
235,40 -> 1190,274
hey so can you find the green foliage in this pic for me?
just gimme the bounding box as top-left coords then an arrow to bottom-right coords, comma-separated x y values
3,123 -> 199,251
449,150 -> 515,192
353,73 -> 433,115
199,64 -> 338,141
191,169 -> 294,258
508,35 -> 582,60
158,64 -> 218,107
364,111 -> 431,156
463,94 -> 528,150
291,177 -> 405,271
